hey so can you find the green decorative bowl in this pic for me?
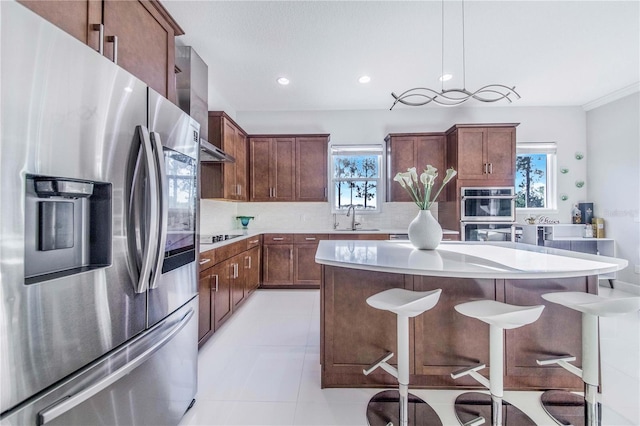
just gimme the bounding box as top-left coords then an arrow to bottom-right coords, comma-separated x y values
236,216 -> 254,229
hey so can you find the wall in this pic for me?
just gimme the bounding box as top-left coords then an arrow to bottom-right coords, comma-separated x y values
586,92 -> 640,288
236,106 -> 587,222
200,106 -> 589,235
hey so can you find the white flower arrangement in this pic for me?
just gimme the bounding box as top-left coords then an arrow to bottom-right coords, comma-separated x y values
393,165 -> 457,210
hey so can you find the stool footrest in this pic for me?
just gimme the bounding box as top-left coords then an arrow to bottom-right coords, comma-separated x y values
463,417 -> 486,426
536,355 -> 576,366
451,364 -> 486,380
363,352 -> 396,377
537,355 -> 582,379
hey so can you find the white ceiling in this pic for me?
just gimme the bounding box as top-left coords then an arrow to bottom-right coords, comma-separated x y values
163,1 -> 640,112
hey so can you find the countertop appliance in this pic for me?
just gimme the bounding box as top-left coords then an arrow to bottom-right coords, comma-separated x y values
460,187 -> 517,241
1,2 -> 198,424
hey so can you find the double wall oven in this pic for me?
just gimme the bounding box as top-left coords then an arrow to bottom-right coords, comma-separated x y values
460,187 -> 517,242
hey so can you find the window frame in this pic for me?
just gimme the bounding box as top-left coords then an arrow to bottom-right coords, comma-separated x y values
329,144 -> 384,214
515,142 -> 558,212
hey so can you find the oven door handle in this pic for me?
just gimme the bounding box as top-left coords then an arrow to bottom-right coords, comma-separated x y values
149,132 -> 168,289
462,195 -> 516,200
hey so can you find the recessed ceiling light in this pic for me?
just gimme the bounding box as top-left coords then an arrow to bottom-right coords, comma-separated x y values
358,75 -> 371,84
439,74 -> 453,82
277,77 -> 290,85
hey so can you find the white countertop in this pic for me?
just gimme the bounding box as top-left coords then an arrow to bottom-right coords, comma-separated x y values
314,240 -> 628,279
198,228 -> 459,253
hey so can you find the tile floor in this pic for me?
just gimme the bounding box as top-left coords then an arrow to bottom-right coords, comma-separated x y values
180,288 -> 639,426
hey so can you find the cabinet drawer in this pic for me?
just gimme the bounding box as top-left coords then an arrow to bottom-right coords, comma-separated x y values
246,235 -> 262,249
294,234 -> 328,244
263,233 -> 293,244
215,240 -> 247,262
328,233 -> 389,240
198,250 -> 216,272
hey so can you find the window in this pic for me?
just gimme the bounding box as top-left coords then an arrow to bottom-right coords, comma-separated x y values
515,142 -> 557,210
330,145 -> 383,213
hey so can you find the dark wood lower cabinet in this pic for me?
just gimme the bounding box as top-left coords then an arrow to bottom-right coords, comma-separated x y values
198,268 -> 212,342
321,265 -> 595,391
245,246 -> 261,294
211,261 -> 232,332
262,244 -> 294,285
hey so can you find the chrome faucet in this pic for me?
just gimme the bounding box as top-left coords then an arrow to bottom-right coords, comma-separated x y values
345,205 -> 360,230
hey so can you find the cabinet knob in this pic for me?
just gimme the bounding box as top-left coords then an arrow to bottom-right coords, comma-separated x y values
199,258 -> 211,265
272,237 -> 284,241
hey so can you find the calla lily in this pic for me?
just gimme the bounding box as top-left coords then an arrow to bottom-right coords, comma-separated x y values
393,165 -> 457,210
442,167 -> 457,184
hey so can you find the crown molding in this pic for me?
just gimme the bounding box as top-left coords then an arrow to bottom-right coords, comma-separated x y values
582,83 -> 640,111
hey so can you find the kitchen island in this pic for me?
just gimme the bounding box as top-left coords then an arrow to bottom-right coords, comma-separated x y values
315,240 -> 627,391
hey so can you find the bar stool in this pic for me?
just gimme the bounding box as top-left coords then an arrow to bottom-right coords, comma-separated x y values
537,292 -> 640,426
450,300 -> 545,426
363,288 -> 443,426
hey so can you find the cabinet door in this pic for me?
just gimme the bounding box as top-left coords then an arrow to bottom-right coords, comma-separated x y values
273,138 -> 296,201
263,244 -> 294,284
198,268 -> 212,342
222,119 -> 238,199
235,132 -> 248,201
19,0 -> 102,50
455,128 -> 486,180
245,246 -> 261,293
103,0 -> 176,101
294,244 -> 322,285
486,127 -> 515,180
211,261 -> 232,331
388,135 -> 445,202
231,254 -> 245,309
296,137 -> 327,201
250,138 -> 272,201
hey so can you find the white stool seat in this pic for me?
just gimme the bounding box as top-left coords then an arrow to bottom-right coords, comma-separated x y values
542,292 -> 640,317
366,288 -> 442,317
454,300 -> 545,329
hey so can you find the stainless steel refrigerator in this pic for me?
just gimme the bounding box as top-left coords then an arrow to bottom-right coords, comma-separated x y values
1,2 -> 199,424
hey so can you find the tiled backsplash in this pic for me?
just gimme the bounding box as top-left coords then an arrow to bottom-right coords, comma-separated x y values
199,200 -> 436,234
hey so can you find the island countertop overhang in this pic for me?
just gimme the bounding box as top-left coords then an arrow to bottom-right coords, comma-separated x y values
315,240 -> 628,280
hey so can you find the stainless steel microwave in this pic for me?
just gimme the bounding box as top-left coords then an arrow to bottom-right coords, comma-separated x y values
460,187 -> 516,222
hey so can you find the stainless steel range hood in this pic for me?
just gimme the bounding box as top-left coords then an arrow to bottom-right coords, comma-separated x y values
200,139 -> 235,163
176,46 -> 235,163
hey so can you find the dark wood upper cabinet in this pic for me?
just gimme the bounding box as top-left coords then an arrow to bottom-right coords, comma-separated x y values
446,124 -> 517,182
249,134 -> 328,202
385,133 -> 446,202
202,112 -> 248,200
249,136 -> 296,201
296,137 -> 328,201
18,0 -> 183,103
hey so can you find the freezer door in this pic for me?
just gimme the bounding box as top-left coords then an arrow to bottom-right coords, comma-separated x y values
147,90 -> 199,327
0,2 -> 148,413
1,299 -> 198,426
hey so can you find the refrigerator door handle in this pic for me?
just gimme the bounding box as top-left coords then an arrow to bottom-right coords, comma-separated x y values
37,308 -> 195,425
149,131 -> 168,289
129,126 -> 160,294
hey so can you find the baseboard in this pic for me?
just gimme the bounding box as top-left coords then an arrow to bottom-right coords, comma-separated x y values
599,279 -> 640,296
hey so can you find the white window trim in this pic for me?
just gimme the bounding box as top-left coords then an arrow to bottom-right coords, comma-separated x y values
516,142 -> 558,212
329,144 -> 384,214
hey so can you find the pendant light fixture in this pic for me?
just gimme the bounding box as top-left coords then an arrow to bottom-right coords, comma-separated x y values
390,0 -> 520,109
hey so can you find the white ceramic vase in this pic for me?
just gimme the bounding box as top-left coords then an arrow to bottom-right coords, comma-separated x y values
408,210 -> 442,250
